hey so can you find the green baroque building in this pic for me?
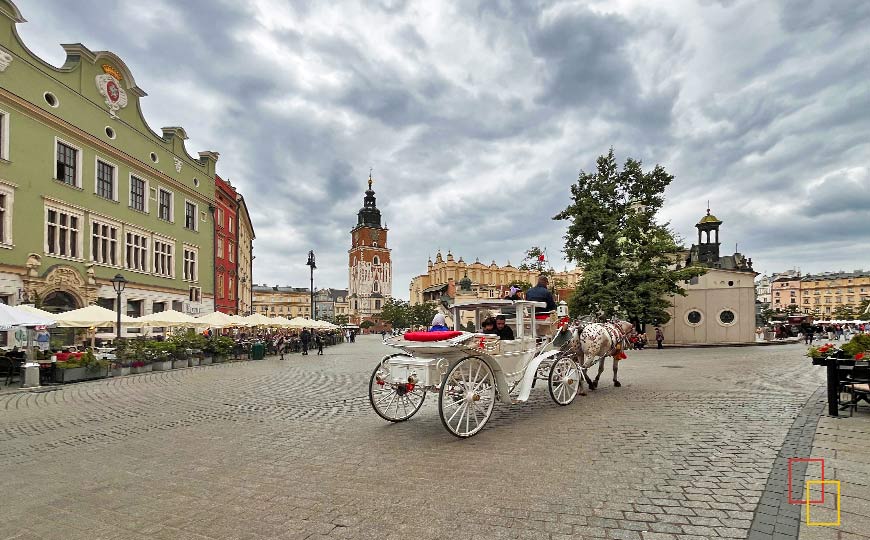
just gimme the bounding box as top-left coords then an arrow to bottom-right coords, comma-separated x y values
0,0 -> 217,334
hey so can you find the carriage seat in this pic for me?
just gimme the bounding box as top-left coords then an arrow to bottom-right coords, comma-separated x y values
403,331 -> 463,342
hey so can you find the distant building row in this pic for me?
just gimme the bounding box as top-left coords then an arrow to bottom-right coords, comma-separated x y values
0,0 -> 253,346
756,269 -> 870,317
251,285 -> 351,322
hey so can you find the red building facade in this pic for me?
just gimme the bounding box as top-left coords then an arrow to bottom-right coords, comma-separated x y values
214,175 -> 239,314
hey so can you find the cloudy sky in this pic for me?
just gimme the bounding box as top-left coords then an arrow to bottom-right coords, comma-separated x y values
17,0 -> 870,297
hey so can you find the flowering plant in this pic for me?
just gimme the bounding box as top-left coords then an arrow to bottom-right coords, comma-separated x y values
806,343 -> 839,359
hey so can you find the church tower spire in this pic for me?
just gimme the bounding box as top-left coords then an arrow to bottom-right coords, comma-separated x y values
349,172 -> 391,326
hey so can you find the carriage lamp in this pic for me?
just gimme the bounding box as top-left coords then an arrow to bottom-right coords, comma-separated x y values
407,374 -> 418,385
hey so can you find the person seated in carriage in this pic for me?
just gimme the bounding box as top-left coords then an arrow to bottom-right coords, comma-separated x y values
494,314 -> 515,340
481,317 -> 497,335
429,313 -> 450,332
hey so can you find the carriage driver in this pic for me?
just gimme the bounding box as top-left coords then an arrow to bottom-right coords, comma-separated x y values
525,276 -> 557,313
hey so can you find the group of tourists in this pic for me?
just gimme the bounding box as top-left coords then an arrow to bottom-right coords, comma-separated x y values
803,323 -> 868,344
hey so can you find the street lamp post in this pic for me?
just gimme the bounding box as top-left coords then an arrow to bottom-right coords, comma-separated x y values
110,274 -> 127,340
306,251 -> 316,318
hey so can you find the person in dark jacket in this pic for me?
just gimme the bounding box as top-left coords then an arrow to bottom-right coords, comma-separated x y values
525,276 -> 557,312
315,332 -> 324,355
300,328 -> 311,355
494,315 -> 515,340
655,327 -> 664,349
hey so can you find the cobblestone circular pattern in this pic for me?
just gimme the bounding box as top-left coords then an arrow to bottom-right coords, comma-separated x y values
1,338 -> 825,540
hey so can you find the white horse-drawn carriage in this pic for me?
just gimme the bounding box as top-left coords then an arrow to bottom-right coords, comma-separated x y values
368,300 -> 585,437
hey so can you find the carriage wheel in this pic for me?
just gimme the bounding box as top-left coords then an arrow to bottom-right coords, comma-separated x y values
548,356 -> 580,406
368,357 -> 426,422
438,356 -> 496,438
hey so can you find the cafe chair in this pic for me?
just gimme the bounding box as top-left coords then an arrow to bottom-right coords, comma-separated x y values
839,361 -> 870,417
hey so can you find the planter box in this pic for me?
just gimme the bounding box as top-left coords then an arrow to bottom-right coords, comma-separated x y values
110,366 -> 132,377
131,364 -> 152,374
200,357 -> 212,366
211,355 -> 227,364
152,360 -> 173,371
54,366 -> 108,384
172,359 -> 190,369
189,358 -> 201,367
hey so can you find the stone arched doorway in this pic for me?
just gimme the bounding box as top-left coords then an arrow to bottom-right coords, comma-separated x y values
42,290 -> 80,346
41,290 -> 80,314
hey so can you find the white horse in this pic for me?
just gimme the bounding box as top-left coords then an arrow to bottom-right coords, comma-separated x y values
568,319 -> 636,390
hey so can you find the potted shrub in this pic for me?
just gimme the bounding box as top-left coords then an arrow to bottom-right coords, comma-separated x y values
130,360 -> 152,374
205,336 -> 234,363
148,341 -> 175,371
54,352 -> 109,383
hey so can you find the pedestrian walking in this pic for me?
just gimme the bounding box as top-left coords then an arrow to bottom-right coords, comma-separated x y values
655,327 -> 664,349
300,328 -> 311,355
315,332 -> 324,356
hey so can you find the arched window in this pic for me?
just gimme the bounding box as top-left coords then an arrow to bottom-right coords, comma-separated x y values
373,256 -> 380,266
372,241 -> 379,248
373,281 -> 379,293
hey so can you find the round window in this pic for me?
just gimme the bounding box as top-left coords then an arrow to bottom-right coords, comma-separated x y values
105,126 -> 116,139
193,178 -> 200,187
43,92 -> 59,108
719,310 -> 735,325
687,310 -> 702,325
150,152 -> 159,163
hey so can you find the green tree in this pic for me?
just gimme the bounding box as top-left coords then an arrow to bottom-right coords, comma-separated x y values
857,299 -> 870,321
333,314 -> 350,326
554,148 -> 706,326
359,320 -> 375,330
409,302 -> 437,328
521,247 -> 566,290
379,298 -> 411,329
832,304 -> 856,320
785,303 -> 803,315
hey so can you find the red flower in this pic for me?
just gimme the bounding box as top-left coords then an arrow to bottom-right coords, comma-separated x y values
856,352 -> 866,361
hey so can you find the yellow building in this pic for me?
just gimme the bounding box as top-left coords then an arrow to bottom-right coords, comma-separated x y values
409,250 -> 582,305
800,271 -> 870,317
251,285 -> 311,319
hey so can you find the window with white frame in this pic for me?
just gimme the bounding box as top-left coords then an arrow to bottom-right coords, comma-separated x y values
217,238 -> 223,258
130,176 -> 147,212
55,138 -> 81,187
189,286 -> 201,303
0,184 -> 13,247
158,188 -> 173,221
228,282 -> 234,301
228,241 -> 234,263
183,246 -> 198,282
153,238 -> 174,277
95,159 -> 116,200
90,219 -> 119,266
217,207 -> 224,228
125,230 -> 149,272
184,201 -> 197,231
228,217 -> 234,234
0,109 -> 9,161
217,273 -> 224,296
45,205 -> 82,258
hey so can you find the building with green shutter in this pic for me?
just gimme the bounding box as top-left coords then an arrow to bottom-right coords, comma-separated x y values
0,0 -> 216,335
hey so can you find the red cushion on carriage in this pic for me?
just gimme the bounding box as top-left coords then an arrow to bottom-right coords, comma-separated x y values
403,331 -> 463,342
535,314 -> 551,320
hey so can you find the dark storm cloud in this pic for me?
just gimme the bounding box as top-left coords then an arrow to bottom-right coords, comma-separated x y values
15,0 -> 870,293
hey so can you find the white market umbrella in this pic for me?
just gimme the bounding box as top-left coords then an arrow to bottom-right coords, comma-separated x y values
196,311 -> 235,328
0,303 -> 56,330
53,305 -> 141,328
242,313 -> 276,326
15,304 -> 58,321
271,316 -> 293,327
228,314 -> 252,327
135,309 -> 204,328
287,317 -> 308,329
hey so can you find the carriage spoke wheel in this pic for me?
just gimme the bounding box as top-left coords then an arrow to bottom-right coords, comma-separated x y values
438,356 -> 496,438
369,358 -> 426,422
548,356 -> 580,406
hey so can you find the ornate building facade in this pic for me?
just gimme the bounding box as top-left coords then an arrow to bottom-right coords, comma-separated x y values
348,176 -> 391,323
0,0 -> 218,341
409,251 -> 583,306
214,175 -> 238,314
237,194 -> 254,315
252,285 -> 311,319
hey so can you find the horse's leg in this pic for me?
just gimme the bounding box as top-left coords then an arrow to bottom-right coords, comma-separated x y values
591,356 -> 606,390
613,358 -> 621,387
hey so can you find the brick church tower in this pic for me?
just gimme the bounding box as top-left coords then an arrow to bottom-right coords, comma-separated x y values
348,174 -> 391,323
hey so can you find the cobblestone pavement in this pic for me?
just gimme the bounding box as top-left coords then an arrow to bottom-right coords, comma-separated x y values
1,338 -> 825,540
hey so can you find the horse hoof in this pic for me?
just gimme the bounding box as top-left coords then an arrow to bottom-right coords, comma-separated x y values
614,381 -> 621,387
579,391 -> 587,396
